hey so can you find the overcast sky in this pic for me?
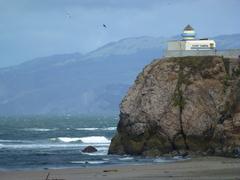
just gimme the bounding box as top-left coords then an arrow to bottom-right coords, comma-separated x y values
0,0 -> 240,67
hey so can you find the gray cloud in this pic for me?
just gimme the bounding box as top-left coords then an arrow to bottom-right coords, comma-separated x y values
1,0 -> 179,12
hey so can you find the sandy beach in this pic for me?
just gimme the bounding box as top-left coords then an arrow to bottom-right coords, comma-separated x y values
1,157 -> 240,180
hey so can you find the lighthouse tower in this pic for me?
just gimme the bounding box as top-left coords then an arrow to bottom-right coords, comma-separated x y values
181,25 -> 196,40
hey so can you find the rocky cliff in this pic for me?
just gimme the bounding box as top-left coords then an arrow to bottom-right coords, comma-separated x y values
109,56 -> 240,157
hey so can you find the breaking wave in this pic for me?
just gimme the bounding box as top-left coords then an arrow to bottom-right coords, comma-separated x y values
75,127 -> 116,131
0,143 -> 84,149
70,160 -> 106,164
0,139 -> 31,143
23,128 -> 58,132
51,136 -> 111,144
118,157 -> 134,161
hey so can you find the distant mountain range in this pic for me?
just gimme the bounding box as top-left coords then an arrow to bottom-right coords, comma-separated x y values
0,34 -> 240,116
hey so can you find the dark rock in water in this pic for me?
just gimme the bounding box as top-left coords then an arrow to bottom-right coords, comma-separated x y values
82,146 -> 97,153
109,56 -> 240,157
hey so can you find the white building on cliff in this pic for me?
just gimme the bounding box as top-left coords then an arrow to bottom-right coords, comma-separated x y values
165,25 -> 219,57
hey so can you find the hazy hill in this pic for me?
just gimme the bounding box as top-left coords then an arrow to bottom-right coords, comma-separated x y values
0,34 -> 239,116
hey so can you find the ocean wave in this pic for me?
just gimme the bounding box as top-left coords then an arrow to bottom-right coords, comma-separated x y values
79,136 -> 110,144
70,160 -> 106,164
87,161 -> 106,164
75,127 -> 116,131
23,128 -> 57,132
82,151 -> 108,156
153,158 -> 173,163
0,139 -> 18,143
0,143 -> 84,149
102,127 -> 117,131
0,139 -> 31,143
118,157 -> 134,161
75,128 -> 98,131
51,137 -> 82,143
70,161 -> 86,164
52,136 -> 111,144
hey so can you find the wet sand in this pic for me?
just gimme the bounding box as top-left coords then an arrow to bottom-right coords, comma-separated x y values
1,157 -> 240,180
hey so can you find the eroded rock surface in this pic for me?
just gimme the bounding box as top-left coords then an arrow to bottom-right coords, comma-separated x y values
109,56 -> 240,157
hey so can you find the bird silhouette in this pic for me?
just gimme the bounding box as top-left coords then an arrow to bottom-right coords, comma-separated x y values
103,24 -> 107,28
65,12 -> 71,19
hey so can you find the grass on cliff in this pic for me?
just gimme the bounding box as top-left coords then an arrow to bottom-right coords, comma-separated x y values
171,56 -> 216,74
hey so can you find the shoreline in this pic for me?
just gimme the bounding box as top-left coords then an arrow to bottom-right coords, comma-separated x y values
1,156 -> 240,180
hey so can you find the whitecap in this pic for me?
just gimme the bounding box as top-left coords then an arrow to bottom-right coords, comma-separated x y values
70,161 -> 87,164
70,160 -> 106,164
51,137 -> 82,143
51,136 -> 110,144
0,139 -> 31,143
82,151 -> 108,156
0,139 -> 17,143
23,128 -> 57,132
79,136 -> 110,144
75,128 -> 99,131
0,143 -> 84,149
95,147 -> 109,151
102,127 -> 117,131
88,161 -> 106,164
118,157 -> 134,161
75,127 -> 116,131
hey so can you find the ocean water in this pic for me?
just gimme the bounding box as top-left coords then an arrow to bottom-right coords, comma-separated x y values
0,116 -> 183,170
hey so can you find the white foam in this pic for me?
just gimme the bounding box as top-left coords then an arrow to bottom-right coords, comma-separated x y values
102,127 -> 117,131
70,161 -> 106,164
0,143 -> 84,149
70,161 -> 87,164
23,128 -> 57,132
0,139 -> 31,143
82,151 -> 108,156
0,140 -> 17,143
118,157 -> 134,161
153,158 -> 172,163
87,161 -> 106,164
95,147 -> 108,151
53,137 -> 82,143
75,127 -> 116,131
52,136 -> 110,144
75,128 -> 98,131
79,136 -> 110,144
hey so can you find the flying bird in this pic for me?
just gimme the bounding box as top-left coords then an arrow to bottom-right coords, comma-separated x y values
65,12 -> 72,19
103,24 -> 107,28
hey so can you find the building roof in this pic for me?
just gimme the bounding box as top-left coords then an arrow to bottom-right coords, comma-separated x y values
184,24 -> 194,31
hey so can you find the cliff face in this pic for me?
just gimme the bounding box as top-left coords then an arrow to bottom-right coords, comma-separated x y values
109,56 -> 240,157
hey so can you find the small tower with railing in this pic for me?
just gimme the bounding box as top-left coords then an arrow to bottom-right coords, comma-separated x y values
181,25 -> 196,40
